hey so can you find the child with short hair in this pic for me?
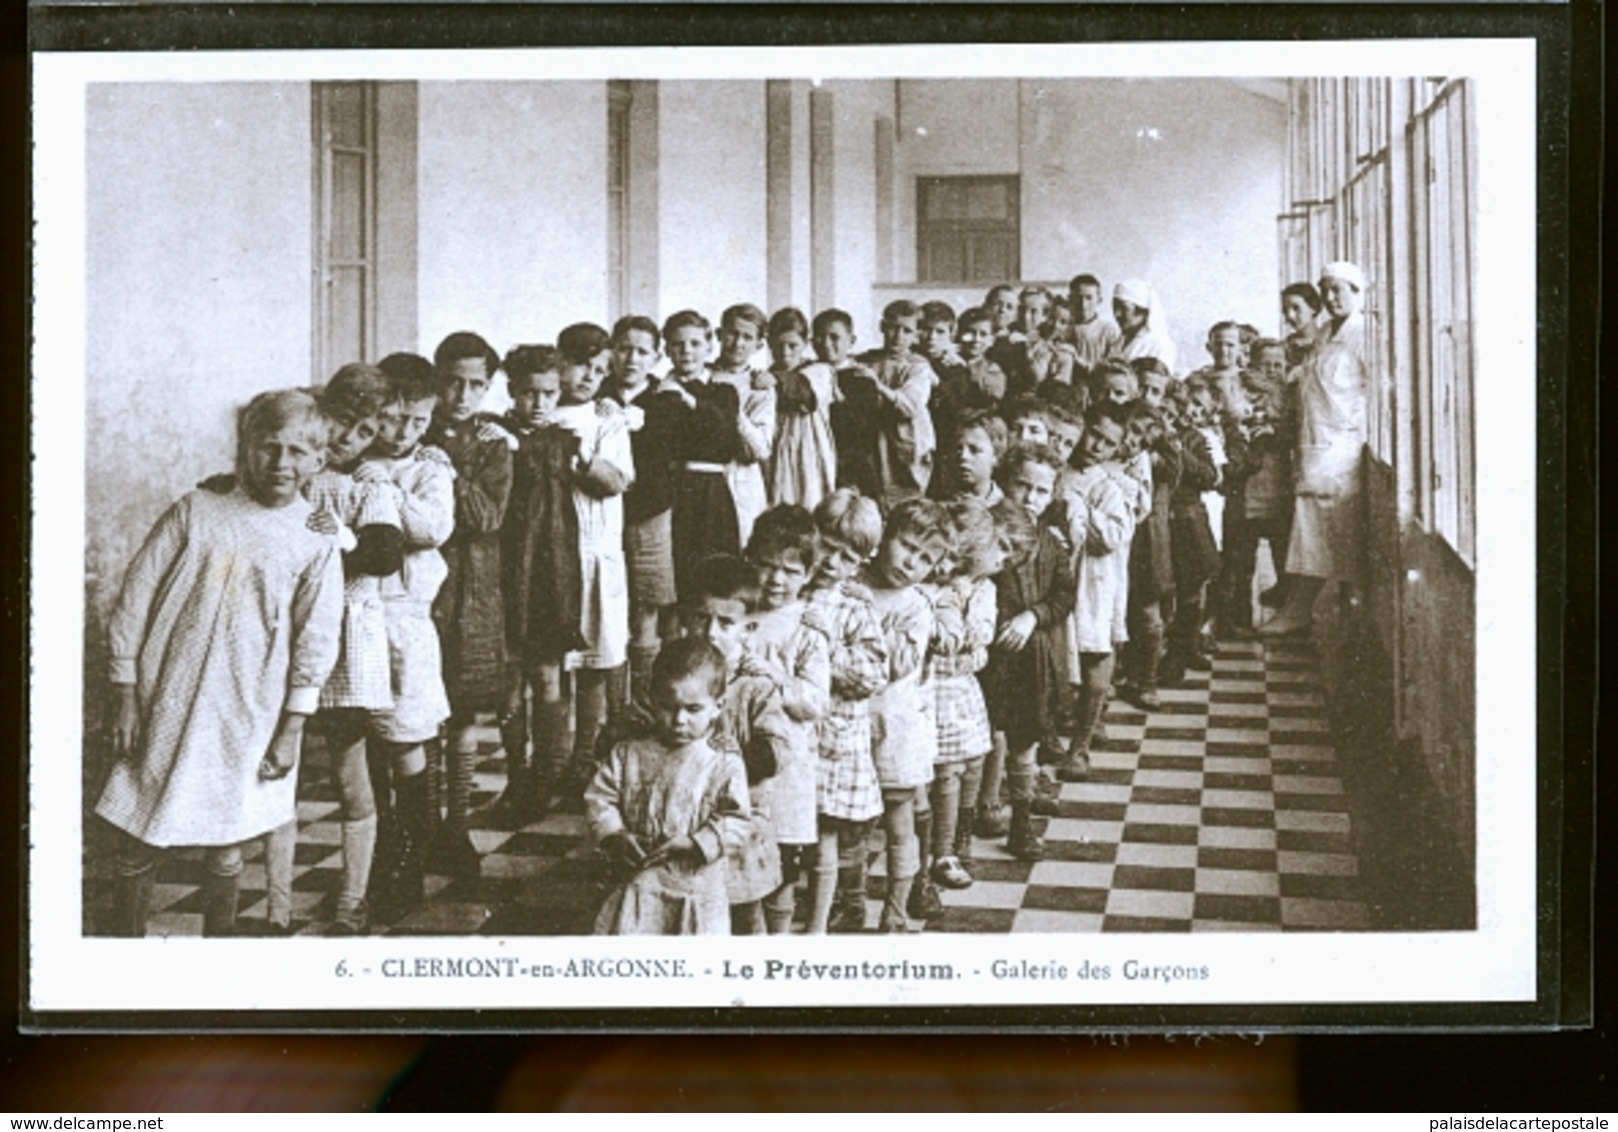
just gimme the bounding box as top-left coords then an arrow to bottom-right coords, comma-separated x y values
680,554 -> 795,935
803,489 -> 889,933
1194,319 -> 1251,424
493,344 -> 561,820
710,303 -> 776,547
767,306 -> 838,513
931,305 -> 1007,445
427,331 -> 513,877
982,444 -> 1075,855
918,300 -> 963,372
1004,396 -> 1053,450
1055,402 -> 1135,782
861,497 -> 951,930
1117,400 -> 1178,710
856,299 -> 939,505
1161,377 -> 1224,684
1025,297 -> 1080,389
938,407 -> 1009,512
1067,273 -> 1122,369
666,309 -> 748,598
922,498 -> 1002,895
1220,338 -> 1295,633
361,353 -> 457,918
554,322 -> 635,791
97,389 -> 343,937
585,635 -> 750,936
607,316 -> 683,700
742,505 -> 832,933
983,284 -> 1021,342
815,308 -> 883,501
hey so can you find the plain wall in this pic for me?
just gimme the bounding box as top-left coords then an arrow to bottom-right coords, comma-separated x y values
83,82 -> 313,627
887,78 -> 1287,373
416,81 -> 609,356
656,81 -> 769,321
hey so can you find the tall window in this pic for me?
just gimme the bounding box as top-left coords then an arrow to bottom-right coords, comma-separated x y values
916,175 -> 1020,283
607,80 -> 631,324
313,82 -> 377,378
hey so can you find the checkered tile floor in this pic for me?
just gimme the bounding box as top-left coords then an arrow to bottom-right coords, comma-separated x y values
83,637 -> 1370,936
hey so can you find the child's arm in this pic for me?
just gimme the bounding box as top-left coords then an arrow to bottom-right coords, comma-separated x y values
879,359 -> 935,420
742,626 -> 832,723
734,381 -> 776,465
804,589 -> 889,702
454,437 -> 513,537
882,590 -> 934,682
262,534 -> 345,780
583,743 -> 645,866
373,458 -> 455,549
677,751 -> 752,866
106,496 -> 193,755
575,412 -> 635,499
1083,475 -> 1133,554
1178,428 -> 1221,493
1028,529 -> 1077,631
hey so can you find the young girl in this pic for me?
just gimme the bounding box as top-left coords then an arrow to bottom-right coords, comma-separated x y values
1056,402 -> 1134,782
857,300 -> 938,506
766,306 -> 837,513
803,489 -> 889,934
939,408 -> 1007,510
667,309 -> 749,600
522,322 -> 635,798
862,497 -> 950,931
97,389 -> 343,936
494,344 -> 561,820
709,303 -> 776,547
984,445 -> 1075,856
742,506 -> 832,933
427,331 -> 513,878
924,499 -> 1001,894
679,554 -> 794,935
585,636 -> 750,936
607,315 -> 683,700
361,353 -> 457,919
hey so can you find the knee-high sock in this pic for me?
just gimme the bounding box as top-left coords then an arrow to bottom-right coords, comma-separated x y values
337,814 -> 378,918
264,819 -> 298,927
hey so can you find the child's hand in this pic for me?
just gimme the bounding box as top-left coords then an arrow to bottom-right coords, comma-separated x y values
643,835 -> 704,870
307,507 -> 341,537
110,684 -> 139,758
476,419 -> 520,450
601,830 -> 648,870
259,718 -> 304,782
751,370 -> 777,392
994,611 -> 1037,652
415,445 -> 453,468
736,652 -> 781,684
351,461 -> 390,485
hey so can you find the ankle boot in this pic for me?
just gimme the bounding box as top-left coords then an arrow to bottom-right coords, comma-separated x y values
202,870 -> 240,937
906,810 -> 943,919
1006,802 -> 1046,860
881,875 -> 915,932
108,866 -> 155,938
490,706 -> 538,823
828,865 -> 868,933
373,771 -> 429,919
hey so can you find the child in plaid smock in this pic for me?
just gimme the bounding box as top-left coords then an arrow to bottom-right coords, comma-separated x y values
802,488 -> 889,934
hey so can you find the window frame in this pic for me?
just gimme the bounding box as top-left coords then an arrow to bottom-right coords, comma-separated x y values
915,173 -> 1021,285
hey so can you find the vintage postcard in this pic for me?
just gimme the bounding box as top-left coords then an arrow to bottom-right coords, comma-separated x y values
28,35 -> 1545,1026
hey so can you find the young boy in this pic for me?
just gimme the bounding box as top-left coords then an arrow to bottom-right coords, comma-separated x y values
1068,273 -> 1123,369
680,554 -> 795,935
856,299 -> 939,506
1220,338 -> 1295,634
861,498 -> 951,930
931,305 -> 1007,448
427,332 -> 513,878
918,301 -> 963,373
493,344 -> 561,820
803,489 -> 889,933
1056,401 -> 1135,782
984,444 -> 1074,856
816,308 -> 883,502
358,353 -> 457,917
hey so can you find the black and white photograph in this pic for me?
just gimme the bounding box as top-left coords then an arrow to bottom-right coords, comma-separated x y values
28,38 -> 1540,1019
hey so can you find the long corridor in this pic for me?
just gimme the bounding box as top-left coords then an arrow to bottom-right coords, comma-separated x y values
83,634 -> 1372,937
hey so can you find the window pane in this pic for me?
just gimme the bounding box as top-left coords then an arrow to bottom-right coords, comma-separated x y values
328,266 -> 367,369
922,236 -> 967,282
965,179 -> 1010,220
331,151 -> 367,262
924,180 -> 967,221
326,83 -> 368,148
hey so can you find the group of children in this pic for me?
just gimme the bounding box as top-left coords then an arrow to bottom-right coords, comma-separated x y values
95,271 -> 1337,939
